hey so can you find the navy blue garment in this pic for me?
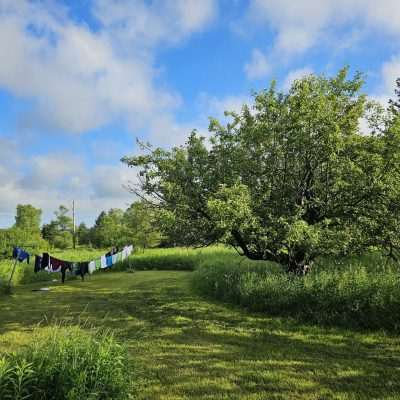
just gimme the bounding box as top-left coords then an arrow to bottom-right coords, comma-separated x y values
75,262 -> 89,280
34,255 -> 42,273
41,253 -> 50,269
12,247 -> 20,259
61,262 -> 73,283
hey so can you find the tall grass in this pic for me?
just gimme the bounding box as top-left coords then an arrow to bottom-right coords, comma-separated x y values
0,325 -> 134,399
192,252 -> 400,331
116,246 -> 234,271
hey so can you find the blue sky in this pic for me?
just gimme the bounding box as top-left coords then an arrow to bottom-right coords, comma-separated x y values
0,0 -> 399,227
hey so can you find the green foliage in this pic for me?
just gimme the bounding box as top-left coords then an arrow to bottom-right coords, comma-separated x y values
76,222 -> 91,246
42,205 -> 73,249
124,202 -> 161,248
90,202 -> 161,249
14,205 -> 42,233
54,205 -> 73,232
51,231 -> 72,250
0,205 -> 48,259
0,227 -> 48,260
192,252 -> 400,331
123,68 -> 400,273
0,325 -> 133,400
91,209 -> 131,248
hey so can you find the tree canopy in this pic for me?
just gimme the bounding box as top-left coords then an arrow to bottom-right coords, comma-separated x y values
14,204 -> 42,233
122,68 -> 400,273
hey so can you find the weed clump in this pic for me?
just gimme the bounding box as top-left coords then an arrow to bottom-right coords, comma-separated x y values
0,325 -> 134,399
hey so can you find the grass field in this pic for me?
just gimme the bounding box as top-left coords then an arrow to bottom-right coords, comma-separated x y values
1,269 -> 400,399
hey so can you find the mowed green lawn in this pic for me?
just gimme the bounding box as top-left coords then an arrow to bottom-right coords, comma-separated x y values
1,270 -> 399,399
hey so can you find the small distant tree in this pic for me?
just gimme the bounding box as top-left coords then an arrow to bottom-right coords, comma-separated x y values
41,205 -> 73,249
54,205 -> 73,232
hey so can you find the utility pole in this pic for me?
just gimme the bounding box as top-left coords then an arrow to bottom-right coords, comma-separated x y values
72,200 -> 76,249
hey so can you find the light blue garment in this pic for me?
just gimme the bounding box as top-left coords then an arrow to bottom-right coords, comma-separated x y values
106,255 -> 113,268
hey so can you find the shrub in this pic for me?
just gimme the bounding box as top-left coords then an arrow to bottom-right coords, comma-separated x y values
0,325 -> 134,400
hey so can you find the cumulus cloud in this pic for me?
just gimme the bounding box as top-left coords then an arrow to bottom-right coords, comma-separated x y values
200,92 -> 251,115
283,67 -> 314,91
248,0 -> 400,56
93,0 -> 217,47
0,149 -> 139,227
0,0 -> 217,134
0,0 -> 219,227
364,55 -> 400,112
381,56 -> 400,94
245,48 -> 270,80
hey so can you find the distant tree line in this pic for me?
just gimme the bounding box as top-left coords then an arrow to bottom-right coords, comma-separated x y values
0,201 -> 163,258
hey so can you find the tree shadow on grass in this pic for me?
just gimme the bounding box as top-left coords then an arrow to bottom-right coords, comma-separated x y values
0,271 -> 399,399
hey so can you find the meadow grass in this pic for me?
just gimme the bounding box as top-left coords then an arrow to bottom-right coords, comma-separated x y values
0,325 -> 133,400
0,270 -> 399,399
3,246 -> 400,331
116,246 -> 234,271
192,251 -> 400,331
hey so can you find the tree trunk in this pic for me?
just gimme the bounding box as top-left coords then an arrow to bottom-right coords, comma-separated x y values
286,258 -> 313,275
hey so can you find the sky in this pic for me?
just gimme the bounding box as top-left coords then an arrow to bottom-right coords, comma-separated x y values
0,0 -> 399,228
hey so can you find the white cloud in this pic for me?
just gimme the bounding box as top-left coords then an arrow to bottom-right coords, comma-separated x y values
0,0 -> 216,134
198,92 -> 252,123
93,0 -> 217,48
0,0 -> 220,227
283,67 -> 314,91
245,48 -> 270,80
381,56 -> 400,94
248,0 -> 400,56
0,149 -> 139,227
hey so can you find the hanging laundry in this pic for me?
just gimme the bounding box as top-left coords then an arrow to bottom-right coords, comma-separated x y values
78,262 -> 89,280
116,252 -> 122,263
48,256 -> 67,273
94,258 -> 102,270
72,262 -> 89,280
12,247 -> 20,259
12,247 -> 30,264
106,255 -> 113,268
61,263 -> 72,283
111,253 -> 118,265
88,260 -> 96,274
34,255 -> 43,273
41,253 -> 50,269
101,255 -> 107,269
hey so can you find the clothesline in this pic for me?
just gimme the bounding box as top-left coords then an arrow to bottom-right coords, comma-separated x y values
12,245 -> 134,283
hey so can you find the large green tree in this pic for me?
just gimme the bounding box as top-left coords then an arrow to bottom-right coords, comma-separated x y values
122,68 -> 400,273
14,204 -> 42,232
